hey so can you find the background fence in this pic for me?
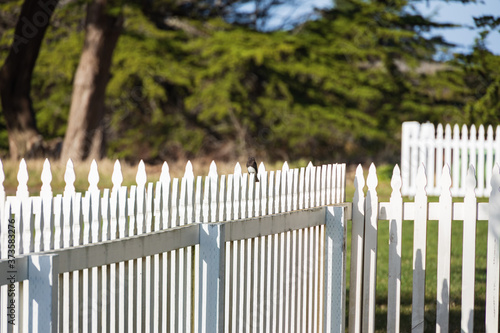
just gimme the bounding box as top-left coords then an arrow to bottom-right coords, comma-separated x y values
401,121 -> 500,197
0,158 -> 347,333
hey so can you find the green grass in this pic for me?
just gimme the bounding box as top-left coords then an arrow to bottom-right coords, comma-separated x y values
344,164 -> 489,333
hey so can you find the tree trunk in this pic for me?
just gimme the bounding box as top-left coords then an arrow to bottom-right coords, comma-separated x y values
60,0 -> 123,162
0,0 -> 59,159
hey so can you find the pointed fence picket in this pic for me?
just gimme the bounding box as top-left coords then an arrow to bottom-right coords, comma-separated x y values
349,162 -> 500,333
402,121 -> 500,197
0,158 -> 346,333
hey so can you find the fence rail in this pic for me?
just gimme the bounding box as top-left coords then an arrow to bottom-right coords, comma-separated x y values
401,121 -> 500,197
0,158 -> 346,333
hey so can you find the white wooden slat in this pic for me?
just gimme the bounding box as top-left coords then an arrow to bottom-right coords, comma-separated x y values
326,164 -> 332,205
460,125 -> 469,196
256,234 -> 265,332
305,164 -> 312,209
234,163 -> 242,220
203,172 -> 211,223
298,222 -> 305,333
338,164 -> 346,203
153,181 -> 162,231
145,183 -> 154,333
461,165 -> 477,333
321,165 -> 327,206
348,165 -> 365,333
268,171 -> 275,215
387,165 -> 403,333
418,125 -> 428,193
160,162 -> 171,230
315,166 -> 321,207
259,163 -> 267,216
425,123 -> 436,195
281,162 -> 288,213
298,167 -> 305,210
241,173 -> 248,220
486,126 -> 494,196
226,174 -> 234,223
287,165 -> 294,212
275,170 -> 281,214
289,229 -> 297,333
411,164 -> 428,333
330,164 -> 338,205
246,237 -> 252,333
292,168 -> 299,211
443,124 -> 452,181
248,172 -> 255,220
146,182 -> 154,230
194,175 -> 202,224
43,195 -> 54,251
180,175 -> 188,227
436,165 -> 452,333
73,192 -> 83,332
254,172 -> 260,219
53,195 -> 63,250
478,125 -> 486,196
278,231 -> 285,333
307,226 -> 314,333
171,179 -> 179,228
410,123 -> 420,195
452,124 -> 460,196
362,164 -> 378,333
435,124 -> 444,193
218,175 -> 226,222
486,164 -> 500,333
309,165 -> 316,209
226,239 -> 233,332
209,161 -> 218,222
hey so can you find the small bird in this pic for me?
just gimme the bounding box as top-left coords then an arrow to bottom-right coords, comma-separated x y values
246,156 -> 259,182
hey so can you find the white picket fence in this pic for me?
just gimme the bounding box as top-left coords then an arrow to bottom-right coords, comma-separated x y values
3,157 -> 500,333
350,162 -> 500,333
401,121 -> 500,197
0,158 -> 347,333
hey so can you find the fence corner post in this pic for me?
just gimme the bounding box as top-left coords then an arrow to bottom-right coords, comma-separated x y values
28,254 -> 59,333
324,205 -> 347,333
199,222 -> 225,333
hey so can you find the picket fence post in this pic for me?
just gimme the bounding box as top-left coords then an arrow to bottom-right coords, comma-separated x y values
199,223 -> 225,333
29,254 -> 59,333
323,205 -> 347,333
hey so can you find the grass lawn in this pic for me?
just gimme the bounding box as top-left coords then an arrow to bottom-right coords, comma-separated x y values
345,164 -> 489,333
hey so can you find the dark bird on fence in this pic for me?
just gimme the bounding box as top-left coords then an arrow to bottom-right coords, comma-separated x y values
246,156 -> 259,182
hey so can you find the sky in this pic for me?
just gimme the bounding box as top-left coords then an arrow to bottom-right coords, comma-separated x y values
266,0 -> 500,55
412,0 -> 500,55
